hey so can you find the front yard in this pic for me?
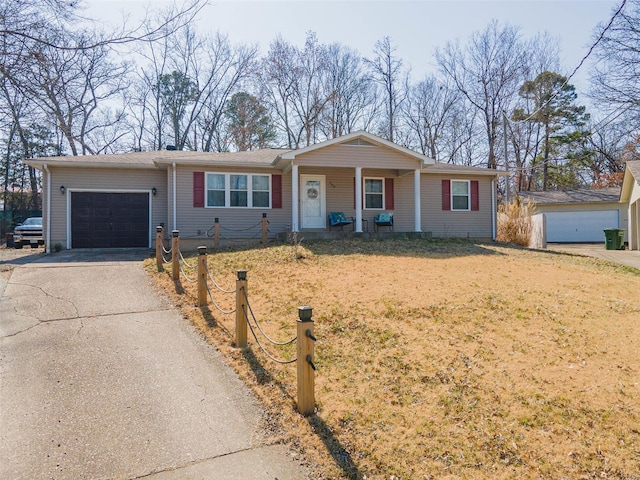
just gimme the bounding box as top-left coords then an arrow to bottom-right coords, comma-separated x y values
148,239 -> 640,479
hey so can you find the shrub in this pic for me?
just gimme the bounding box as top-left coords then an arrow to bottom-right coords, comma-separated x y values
497,196 -> 535,247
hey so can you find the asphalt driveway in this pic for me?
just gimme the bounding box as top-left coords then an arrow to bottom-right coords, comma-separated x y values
0,249 -> 308,479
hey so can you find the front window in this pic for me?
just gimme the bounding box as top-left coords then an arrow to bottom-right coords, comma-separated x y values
451,180 -> 470,211
252,175 -> 270,208
364,178 -> 384,209
230,174 -> 248,207
206,173 -> 271,208
207,174 -> 225,207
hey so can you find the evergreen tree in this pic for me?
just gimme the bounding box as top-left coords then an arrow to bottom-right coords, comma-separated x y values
512,71 -> 590,190
225,92 -> 276,151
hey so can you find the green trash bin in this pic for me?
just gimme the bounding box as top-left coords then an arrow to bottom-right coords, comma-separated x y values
604,228 -> 625,250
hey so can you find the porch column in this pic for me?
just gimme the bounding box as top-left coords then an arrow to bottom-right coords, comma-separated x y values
292,164 -> 299,232
414,169 -> 421,232
355,167 -> 363,232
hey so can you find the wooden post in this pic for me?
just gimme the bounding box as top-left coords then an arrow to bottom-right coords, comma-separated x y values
171,230 -> 179,281
297,306 -> 316,415
155,226 -> 164,272
197,246 -> 207,307
214,218 -> 220,248
235,270 -> 248,348
261,213 -> 268,244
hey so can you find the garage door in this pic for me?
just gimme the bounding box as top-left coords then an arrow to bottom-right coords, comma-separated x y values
546,210 -> 619,243
71,192 -> 149,248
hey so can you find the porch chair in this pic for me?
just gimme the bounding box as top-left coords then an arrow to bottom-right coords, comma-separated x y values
328,212 -> 354,231
373,212 -> 394,232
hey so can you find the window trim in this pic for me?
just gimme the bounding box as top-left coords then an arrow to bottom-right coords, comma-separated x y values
205,172 -> 272,209
450,179 -> 471,211
363,177 -> 385,210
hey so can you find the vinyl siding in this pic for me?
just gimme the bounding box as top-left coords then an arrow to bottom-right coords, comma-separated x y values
421,175 -> 494,238
176,165 -> 291,240
47,167 -> 167,248
295,144 -> 421,170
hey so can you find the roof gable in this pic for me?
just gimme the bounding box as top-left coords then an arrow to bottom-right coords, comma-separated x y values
276,131 -> 435,167
621,160 -> 640,202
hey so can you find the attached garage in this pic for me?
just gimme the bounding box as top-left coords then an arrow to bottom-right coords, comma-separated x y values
521,187 -> 626,244
70,192 -> 151,248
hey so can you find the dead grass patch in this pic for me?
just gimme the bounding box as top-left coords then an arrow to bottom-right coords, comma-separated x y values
146,239 -> 640,479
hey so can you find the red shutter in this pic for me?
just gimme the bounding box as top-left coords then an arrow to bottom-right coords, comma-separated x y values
471,180 -> 479,211
272,174 -> 282,209
193,172 -> 204,208
385,178 -> 394,210
442,179 -> 451,211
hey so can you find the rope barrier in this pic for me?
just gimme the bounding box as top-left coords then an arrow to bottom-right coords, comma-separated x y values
244,304 -> 296,364
178,261 -> 197,283
161,251 -> 172,265
243,289 -> 297,346
204,281 -> 236,314
204,263 -> 236,294
162,242 -> 172,254
179,250 -> 197,269
219,220 -> 262,232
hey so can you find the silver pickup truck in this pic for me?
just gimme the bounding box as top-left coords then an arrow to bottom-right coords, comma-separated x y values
14,217 -> 44,249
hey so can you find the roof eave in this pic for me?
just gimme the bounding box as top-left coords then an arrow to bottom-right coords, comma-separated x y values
26,159 -> 158,170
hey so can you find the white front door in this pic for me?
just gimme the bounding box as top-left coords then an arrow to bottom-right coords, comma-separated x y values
300,175 -> 326,229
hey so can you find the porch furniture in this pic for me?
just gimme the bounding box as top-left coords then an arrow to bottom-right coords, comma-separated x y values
328,212 -> 354,231
373,212 -> 394,232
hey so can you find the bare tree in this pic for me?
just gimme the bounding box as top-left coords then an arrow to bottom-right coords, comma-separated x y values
365,36 -> 406,143
437,21 -> 526,169
260,33 -> 333,148
590,0 -> 638,116
320,43 -> 377,138
15,33 -> 130,155
403,75 -> 460,159
131,27 -> 257,151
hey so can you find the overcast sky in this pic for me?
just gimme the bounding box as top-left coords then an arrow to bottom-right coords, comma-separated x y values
84,0 -> 622,108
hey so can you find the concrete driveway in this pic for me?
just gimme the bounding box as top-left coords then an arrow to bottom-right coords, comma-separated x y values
546,243 -> 640,270
0,249 -> 308,479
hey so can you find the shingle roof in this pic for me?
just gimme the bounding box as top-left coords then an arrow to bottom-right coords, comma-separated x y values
25,149 -> 290,169
519,187 -> 621,205
424,162 -> 508,176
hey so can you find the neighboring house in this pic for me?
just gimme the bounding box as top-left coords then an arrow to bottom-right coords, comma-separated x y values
26,131 -> 505,251
520,187 -> 626,243
620,160 -> 640,250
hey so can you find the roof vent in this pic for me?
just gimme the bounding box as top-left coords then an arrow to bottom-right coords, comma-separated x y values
343,138 -> 375,147
166,145 -> 177,151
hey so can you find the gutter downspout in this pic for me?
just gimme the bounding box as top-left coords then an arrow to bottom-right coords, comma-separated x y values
172,162 -> 177,231
43,163 -> 51,253
491,178 -> 497,240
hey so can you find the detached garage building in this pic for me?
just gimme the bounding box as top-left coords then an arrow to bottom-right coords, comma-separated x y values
521,187 -> 626,243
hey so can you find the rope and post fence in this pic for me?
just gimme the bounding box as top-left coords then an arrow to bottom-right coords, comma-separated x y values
172,230 -> 179,280
154,225 -> 316,415
235,270 -> 248,348
155,226 -> 164,272
197,246 -> 208,307
297,306 -> 316,415
262,213 -> 268,244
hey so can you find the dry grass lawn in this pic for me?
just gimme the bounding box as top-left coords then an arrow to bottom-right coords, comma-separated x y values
146,239 -> 640,479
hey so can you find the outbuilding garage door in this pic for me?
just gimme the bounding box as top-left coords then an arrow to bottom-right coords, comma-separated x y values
71,192 -> 149,248
546,210 -> 619,243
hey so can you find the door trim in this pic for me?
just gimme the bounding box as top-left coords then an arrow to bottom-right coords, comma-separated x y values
300,175 -> 326,229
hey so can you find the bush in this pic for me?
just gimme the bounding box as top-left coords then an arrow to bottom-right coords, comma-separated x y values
497,196 -> 535,247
